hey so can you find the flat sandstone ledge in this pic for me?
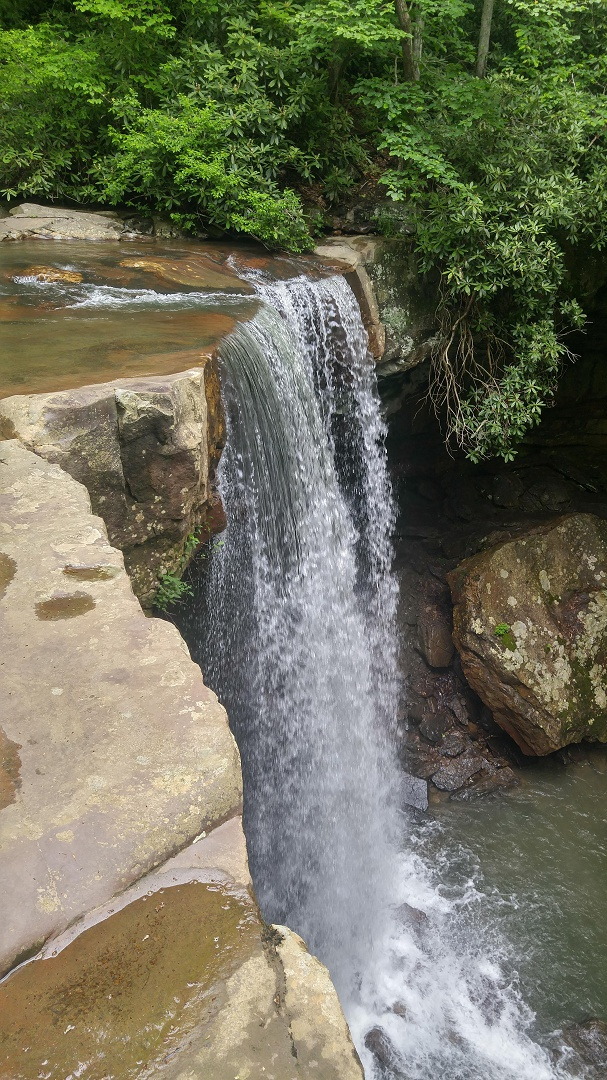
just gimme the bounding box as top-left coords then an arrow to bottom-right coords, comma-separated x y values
0,815 -> 363,1079
0,440 -> 241,974
0,202 -> 163,242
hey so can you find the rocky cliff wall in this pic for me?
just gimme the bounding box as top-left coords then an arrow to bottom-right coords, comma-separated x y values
0,363 -> 225,606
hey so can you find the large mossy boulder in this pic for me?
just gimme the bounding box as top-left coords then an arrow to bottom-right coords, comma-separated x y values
448,514 -> 607,755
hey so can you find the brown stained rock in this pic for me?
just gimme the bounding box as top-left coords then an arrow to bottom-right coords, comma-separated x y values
21,266 -> 83,284
0,442 -> 241,974
0,552 -> 16,598
35,591 -> 95,619
0,881 -> 258,1080
448,514 -> 607,755
0,729 -> 21,811
119,255 -> 254,293
418,600 -> 455,668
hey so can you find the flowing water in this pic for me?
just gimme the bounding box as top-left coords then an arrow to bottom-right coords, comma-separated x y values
0,241 -> 260,396
3,241 -> 604,1078
177,271 -> 605,1080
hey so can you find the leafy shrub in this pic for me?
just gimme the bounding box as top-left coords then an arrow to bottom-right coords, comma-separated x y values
2,0 -> 606,460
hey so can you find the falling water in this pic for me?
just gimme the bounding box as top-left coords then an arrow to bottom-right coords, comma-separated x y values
179,274 -> 584,1080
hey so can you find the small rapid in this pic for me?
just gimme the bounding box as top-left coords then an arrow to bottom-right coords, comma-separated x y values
177,272 -> 583,1079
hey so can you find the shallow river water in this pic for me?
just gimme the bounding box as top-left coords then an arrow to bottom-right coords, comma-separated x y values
361,753 -> 607,1079
424,754 -> 607,1030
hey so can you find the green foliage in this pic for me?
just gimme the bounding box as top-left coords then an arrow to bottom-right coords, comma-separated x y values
358,51 -> 606,458
91,98 -> 312,248
154,571 -> 194,612
1,0 -> 606,458
494,622 -> 516,650
154,530 -> 223,611
154,527 -> 202,612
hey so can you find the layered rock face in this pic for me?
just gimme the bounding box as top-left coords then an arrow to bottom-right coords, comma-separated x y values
313,235 -> 436,377
448,514 -> 607,755
0,366 -> 225,606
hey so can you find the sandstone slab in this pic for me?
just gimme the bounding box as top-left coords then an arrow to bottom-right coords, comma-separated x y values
449,514 -> 607,755
275,925 -> 365,1080
0,813 -> 363,1079
0,441 -> 241,974
314,237 -> 386,359
0,365 -> 225,604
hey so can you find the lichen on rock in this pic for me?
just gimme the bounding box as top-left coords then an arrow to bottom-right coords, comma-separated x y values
448,514 -> 607,755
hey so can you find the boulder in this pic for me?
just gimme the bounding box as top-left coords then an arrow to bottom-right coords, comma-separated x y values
0,363 -> 226,604
560,1018 -> 607,1070
402,771 -> 429,811
274,926 -> 364,1079
431,752 -> 485,792
0,203 -> 147,242
364,1026 -> 407,1079
448,514 -> 607,755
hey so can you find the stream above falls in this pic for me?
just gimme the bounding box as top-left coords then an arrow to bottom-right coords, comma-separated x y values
0,240 -> 322,397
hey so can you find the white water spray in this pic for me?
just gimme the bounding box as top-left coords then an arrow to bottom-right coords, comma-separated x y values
178,273 -> 580,1080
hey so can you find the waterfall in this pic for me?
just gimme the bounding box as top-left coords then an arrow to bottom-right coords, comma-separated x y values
187,274 -> 402,988
178,274 -> 577,1080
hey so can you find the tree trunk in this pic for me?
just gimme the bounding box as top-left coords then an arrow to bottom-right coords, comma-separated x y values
412,12 -> 424,81
394,0 -> 416,82
476,0 -> 495,78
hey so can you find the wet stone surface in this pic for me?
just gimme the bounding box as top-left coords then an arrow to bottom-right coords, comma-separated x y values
0,881 -> 257,1080
63,564 -> 120,582
0,729 -> 21,811
0,553 -> 16,600
35,592 -> 96,620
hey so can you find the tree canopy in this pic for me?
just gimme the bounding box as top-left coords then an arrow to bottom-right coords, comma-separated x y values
1,0 -> 606,459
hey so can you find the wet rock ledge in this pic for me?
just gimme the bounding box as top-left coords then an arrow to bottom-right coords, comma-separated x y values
0,440 -> 362,1079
